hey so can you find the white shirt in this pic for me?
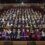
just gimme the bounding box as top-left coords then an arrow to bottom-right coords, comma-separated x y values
42,31 -> 45,37
2,18 -> 4,22
7,30 -> 12,34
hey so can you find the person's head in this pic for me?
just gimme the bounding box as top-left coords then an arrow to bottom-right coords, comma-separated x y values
3,29 -> 6,32
13,29 -> 16,32
36,29 -> 39,32
18,29 -> 20,31
22,29 -> 25,32
3,28 -> 8,32
5,29 -> 8,32
26,29 -> 29,32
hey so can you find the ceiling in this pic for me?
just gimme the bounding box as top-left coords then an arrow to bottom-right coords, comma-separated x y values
0,0 -> 45,3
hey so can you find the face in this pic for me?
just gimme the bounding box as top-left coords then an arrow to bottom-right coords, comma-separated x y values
13,29 -> 16,32
22,29 -> 25,32
18,29 -> 20,31
36,29 -> 39,32
26,29 -> 29,32
3,29 -> 6,32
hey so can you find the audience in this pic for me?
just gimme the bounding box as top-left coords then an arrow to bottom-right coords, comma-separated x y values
0,7 -> 45,40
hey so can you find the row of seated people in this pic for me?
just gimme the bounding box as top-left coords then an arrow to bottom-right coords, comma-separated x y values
0,28 -> 45,41
0,8 -> 45,28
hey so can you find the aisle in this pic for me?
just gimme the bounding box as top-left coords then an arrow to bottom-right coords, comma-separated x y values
0,41 -> 45,45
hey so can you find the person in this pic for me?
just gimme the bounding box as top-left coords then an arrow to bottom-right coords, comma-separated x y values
41,30 -> 45,40
35,29 -> 41,41
6,29 -> 12,40
0,18 -> 3,28
30,29 -> 35,41
2,29 -> 7,40
17,29 -> 21,40
12,29 -> 17,40
21,29 -> 26,40
0,31 -> 2,40
26,29 -> 30,40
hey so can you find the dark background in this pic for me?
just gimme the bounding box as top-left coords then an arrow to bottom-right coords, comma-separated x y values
0,0 -> 45,3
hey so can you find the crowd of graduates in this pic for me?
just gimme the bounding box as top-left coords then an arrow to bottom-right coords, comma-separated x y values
0,28 -> 45,41
0,7 -> 45,40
